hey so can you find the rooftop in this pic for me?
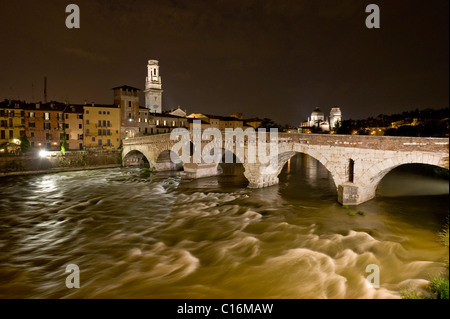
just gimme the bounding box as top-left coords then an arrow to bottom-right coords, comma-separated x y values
112,85 -> 140,91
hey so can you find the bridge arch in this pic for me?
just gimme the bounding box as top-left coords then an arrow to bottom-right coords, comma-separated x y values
122,150 -> 150,167
272,149 -> 343,191
360,153 -> 448,193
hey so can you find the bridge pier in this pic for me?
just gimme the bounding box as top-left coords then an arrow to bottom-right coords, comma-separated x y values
337,182 -> 376,205
243,163 -> 281,188
182,163 -> 220,179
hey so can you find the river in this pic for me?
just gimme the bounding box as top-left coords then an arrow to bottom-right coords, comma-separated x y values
0,153 -> 448,298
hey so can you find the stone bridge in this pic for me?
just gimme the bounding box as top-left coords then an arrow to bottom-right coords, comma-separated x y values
122,132 -> 449,205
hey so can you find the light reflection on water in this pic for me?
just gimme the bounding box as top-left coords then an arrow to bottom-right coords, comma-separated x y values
0,154 -> 448,298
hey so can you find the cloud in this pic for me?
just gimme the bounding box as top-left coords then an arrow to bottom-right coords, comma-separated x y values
63,47 -> 109,63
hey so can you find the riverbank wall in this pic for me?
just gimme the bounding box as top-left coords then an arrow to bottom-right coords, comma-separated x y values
0,150 -> 122,177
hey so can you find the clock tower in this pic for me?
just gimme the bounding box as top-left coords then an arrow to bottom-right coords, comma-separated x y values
144,60 -> 163,113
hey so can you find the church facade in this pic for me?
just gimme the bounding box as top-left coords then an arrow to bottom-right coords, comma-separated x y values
300,107 -> 342,132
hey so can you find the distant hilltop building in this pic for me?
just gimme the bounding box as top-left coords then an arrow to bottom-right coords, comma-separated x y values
300,106 -> 342,132
144,60 -> 163,113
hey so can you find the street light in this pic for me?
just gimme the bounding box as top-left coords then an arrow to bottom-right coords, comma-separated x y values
39,150 -> 50,158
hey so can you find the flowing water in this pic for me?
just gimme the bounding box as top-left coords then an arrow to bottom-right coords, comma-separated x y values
0,154 -> 448,299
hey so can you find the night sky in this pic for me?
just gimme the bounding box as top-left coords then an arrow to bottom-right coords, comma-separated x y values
0,0 -> 448,126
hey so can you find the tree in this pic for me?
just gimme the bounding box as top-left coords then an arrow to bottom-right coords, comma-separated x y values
19,135 -> 31,153
61,132 -> 68,154
257,118 -> 283,131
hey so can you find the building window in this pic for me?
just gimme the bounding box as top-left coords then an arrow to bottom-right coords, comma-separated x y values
86,120 -> 89,125
44,113 -> 50,120
99,111 -> 101,115
98,139 -> 102,146
107,111 -> 110,115
77,114 -> 83,119
86,110 -> 89,114
9,130 -> 13,139
46,133 -> 51,140
98,129 -> 102,136
92,137 -> 95,142
128,113 -> 132,119
44,123 -> 51,130
106,139 -> 111,146
163,120 -> 167,126
65,114 -> 69,120
79,124 -> 82,129
29,112 -> 35,118
156,120 -> 159,126
86,129 -> 90,135
0,131 -> 4,139
129,101 -> 131,108
107,120 -> 111,127
29,122 -> 35,128
103,111 -> 106,115
31,132 -> 35,138
78,134 -> 83,140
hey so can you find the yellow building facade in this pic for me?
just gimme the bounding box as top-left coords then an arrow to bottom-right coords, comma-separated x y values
0,104 -> 26,145
83,104 -> 121,149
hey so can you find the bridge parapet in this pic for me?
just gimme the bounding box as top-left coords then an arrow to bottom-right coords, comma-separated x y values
278,133 -> 449,152
124,132 -> 449,153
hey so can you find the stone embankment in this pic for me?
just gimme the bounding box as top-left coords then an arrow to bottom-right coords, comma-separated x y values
0,150 -> 122,177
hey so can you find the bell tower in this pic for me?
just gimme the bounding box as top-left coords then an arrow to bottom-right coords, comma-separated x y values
144,60 -> 163,113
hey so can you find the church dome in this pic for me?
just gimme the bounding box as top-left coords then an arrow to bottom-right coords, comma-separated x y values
311,107 -> 324,117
